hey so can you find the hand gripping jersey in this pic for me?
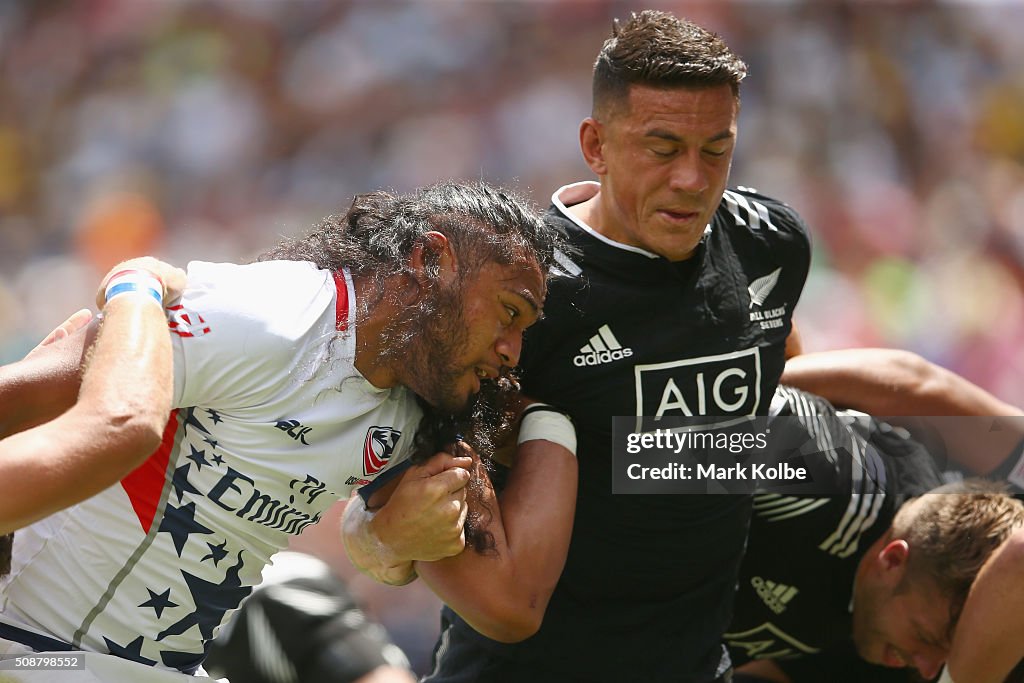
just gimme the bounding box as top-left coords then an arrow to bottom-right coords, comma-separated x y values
0,260 -> 422,676
725,385 -> 943,681
428,182 -> 811,683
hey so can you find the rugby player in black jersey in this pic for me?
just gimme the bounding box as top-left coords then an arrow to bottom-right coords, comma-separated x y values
728,349 -> 1024,683
346,10 -> 812,683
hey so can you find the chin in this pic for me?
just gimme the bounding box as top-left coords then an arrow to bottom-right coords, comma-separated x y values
856,639 -> 886,667
850,629 -> 873,661
438,386 -> 478,416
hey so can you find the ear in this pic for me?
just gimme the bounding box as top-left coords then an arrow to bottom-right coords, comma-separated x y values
878,539 -> 910,582
579,117 -> 608,177
409,231 -> 457,287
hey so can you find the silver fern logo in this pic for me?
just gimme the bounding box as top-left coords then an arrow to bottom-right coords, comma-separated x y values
748,268 -> 782,308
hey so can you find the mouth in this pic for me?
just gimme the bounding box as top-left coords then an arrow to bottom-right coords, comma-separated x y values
474,365 -> 499,380
881,644 -> 907,668
658,208 -> 701,223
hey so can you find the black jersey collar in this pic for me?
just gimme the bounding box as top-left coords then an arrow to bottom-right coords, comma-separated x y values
549,181 -> 709,284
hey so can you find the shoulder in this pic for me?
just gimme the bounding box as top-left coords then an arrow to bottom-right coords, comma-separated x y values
180,260 -> 336,342
185,260 -> 329,306
717,187 -> 811,241
170,260 -> 343,406
713,187 -> 812,274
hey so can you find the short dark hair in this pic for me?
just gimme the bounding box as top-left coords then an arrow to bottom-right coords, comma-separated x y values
592,10 -> 748,119
894,480 -> 1024,636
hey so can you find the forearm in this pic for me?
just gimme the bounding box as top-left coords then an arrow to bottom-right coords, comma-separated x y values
77,295 -> 173,441
415,439 -> 577,642
0,408 -> 160,532
783,349 -> 1024,474
946,530 -> 1024,683
341,494 -> 418,586
0,325 -> 94,439
782,349 -> 1021,418
0,296 -> 172,533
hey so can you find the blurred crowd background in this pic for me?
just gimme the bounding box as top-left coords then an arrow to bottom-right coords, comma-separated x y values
2,0 -> 1023,674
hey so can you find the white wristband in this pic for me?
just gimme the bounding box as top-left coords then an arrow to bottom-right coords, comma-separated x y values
517,404 -> 577,456
937,666 -> 954,683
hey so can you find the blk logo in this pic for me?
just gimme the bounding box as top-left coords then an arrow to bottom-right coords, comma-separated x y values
275,419 -> 312,445
363,426 -> 402,476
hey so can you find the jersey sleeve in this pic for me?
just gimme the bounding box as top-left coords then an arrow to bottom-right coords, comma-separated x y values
170,260 -> 338,411
724,187 -> 813,314
769,198 -> 812,312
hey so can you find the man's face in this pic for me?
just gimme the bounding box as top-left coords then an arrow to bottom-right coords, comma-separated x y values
403,258 -> 545,414
851,558 -> 951,680
590,83 -> 737,262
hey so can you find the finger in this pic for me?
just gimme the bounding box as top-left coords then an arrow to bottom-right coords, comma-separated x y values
439,528 -> 466,559
416,452 -> 473,477
33,309 -> 93,350
161,267 -> 187,304
445,455 -> 474,472
434,467 -> 471,494
447,440 -> 477,459
60,309 -> 94,336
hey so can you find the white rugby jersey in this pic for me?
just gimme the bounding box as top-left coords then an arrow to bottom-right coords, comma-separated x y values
0,260 -> 422,674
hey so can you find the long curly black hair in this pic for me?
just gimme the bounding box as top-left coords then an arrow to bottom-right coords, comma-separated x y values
0,533 -> 11,577
260,180 -> 566,554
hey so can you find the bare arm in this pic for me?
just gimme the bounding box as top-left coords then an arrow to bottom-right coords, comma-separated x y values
0,259 -> 185,533
343,397 -> 578,643
413,438 -> 577,643
0,319 -> 93,440
781,348 -> 1024,474
945,529 -> 1024,683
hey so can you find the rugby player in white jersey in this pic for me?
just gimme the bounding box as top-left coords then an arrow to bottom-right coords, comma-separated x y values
0,180 -> 574,682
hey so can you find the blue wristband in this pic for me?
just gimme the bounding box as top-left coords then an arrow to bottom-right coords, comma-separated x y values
104,269 -> 164,307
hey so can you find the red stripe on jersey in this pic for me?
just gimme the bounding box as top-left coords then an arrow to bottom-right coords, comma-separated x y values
333,270 -> 349,331
364,435 -> 387,475
120,410 -> 179,533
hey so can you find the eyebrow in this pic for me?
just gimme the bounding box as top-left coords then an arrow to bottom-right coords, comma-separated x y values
644,128 -> 735,144
506,285 -> 542,318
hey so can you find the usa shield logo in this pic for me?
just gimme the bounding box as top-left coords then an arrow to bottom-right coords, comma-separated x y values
363,426 -> 402,476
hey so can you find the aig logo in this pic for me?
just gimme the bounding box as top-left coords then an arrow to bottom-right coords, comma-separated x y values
634,348 -> 761,418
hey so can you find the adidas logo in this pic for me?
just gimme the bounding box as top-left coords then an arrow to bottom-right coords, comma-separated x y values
573,325 -> 633,367
751,576 -> 798,615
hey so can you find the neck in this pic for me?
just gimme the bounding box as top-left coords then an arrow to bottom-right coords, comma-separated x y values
568,192 -> 604,233
350,272 -> 402,390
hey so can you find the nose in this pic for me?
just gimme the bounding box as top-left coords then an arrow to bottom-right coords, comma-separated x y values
495,329 -> 524,368
667,149 -> 709,194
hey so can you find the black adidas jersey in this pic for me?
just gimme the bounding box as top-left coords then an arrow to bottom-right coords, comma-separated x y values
431,183 -> 811,683
726,386 -> 944,681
